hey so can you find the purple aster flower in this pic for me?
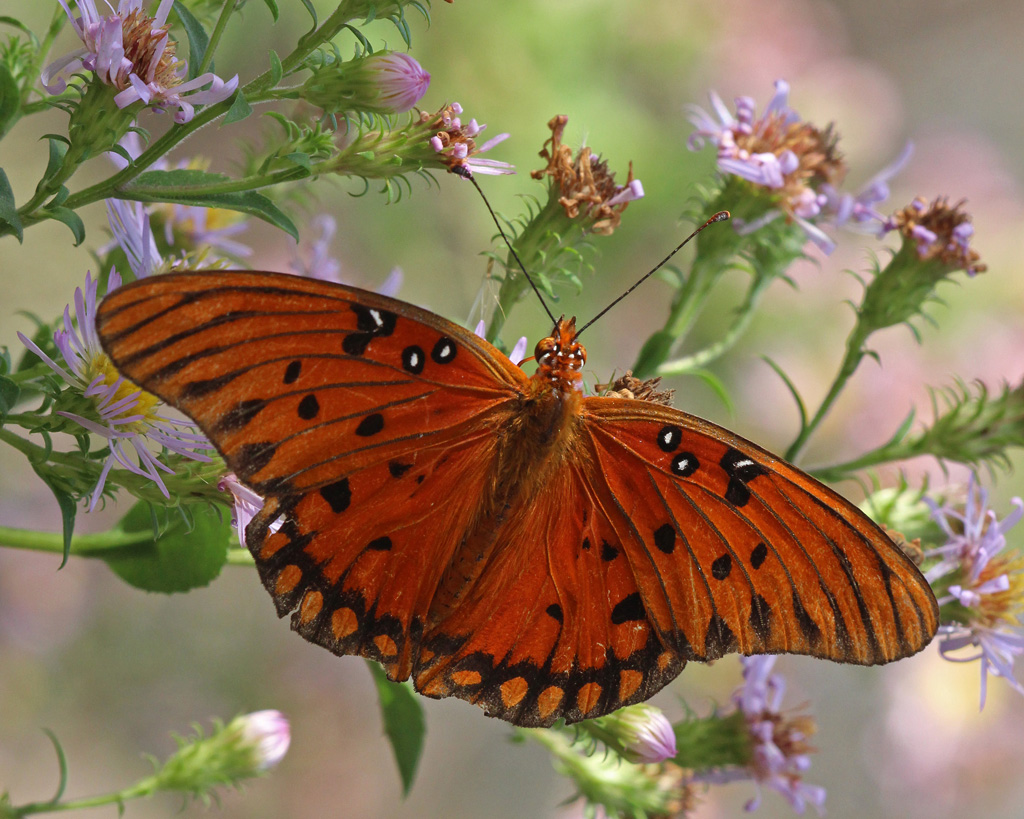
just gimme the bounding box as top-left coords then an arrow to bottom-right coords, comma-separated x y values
925,475 -> 1024,708
693,657 -> 826,816
473,320 -> 528,366
355,52 -> 430,114
885,196 -> 986,275
686,80 -> 908,255
18,270 -> 211,509
235,710 -> 291,771
301,51 -> 430,116
820,141 -> 914,233
43,0 -> 238,124
105,198 -> 160,277
218,473 -> 277,547
289,214 -> 343,282
428,102 -> 514,177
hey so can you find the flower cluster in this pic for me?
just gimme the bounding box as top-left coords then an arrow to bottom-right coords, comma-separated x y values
45,0 -> 238,123
427,102 -> 513,176
687,79 -> 911,253
925,476 -> 1024,707
530,114 -> 644,235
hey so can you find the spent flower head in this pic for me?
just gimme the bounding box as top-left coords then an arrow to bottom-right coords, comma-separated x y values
925,475 -> 1024,708
44,0 -> 238,124
18,269 -> 211,509
885,196 -> 986,276
692,657 -> 825,816
530,114 -> 644,236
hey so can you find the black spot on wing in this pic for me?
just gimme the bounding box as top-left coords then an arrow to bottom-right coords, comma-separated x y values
720,448 -> 769,508
355,413 -> 384,437
611,593 -> 646,624
297,394 -> 320,420
653,523 -> 676,554
215,398 -> 266,433
711,553 -> 732,580
546,604 -> 564,623
320,478 -> 352,514
283,360 -> 302,384
750,541 -> 768,569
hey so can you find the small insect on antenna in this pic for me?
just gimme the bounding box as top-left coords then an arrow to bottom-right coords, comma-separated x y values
459,168 -> 559,327
574,211 -> 730,338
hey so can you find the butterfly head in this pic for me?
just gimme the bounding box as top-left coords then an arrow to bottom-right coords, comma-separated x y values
534,317 -> 586,389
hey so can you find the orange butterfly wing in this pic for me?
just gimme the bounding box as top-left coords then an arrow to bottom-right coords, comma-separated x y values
581,399 -> 938,665
405,398 -> 937,726
97,271 -> 526,681
97,271 -> 938,728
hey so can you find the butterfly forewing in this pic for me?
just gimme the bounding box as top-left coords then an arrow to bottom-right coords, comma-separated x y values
97,271 -> 527,494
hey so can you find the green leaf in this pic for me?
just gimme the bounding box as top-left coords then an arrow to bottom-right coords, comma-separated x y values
0,168 -> 22,242
103,501 -> 230,593
47,206 -> 85,245
688,368 -> 735,415
171,1 -> 211,81
284,151 -> 312,172
0,374 -> 20,418
762,355 -> 808,433
298,0 -> 318,29
121,169 -> 298,241
0,62 -> 21,138
39,135 -> 70,186
367,662 -> 425,798
224,89 -> 252,124
268,50 -> 283,85
260,0 -> 280,21
31,467 -> 77,569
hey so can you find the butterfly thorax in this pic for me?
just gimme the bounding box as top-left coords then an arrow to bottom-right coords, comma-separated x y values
533,317 -> 585,393
430,330 -> 588,621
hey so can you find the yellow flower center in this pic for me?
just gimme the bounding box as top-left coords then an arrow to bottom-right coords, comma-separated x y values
91,352 -> 161,431
974,550 -> 1024,632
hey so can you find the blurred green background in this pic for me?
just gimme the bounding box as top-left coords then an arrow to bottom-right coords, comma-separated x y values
2,1 -> 1023,817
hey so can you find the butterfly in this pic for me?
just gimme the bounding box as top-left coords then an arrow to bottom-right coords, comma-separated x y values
96,270 -> 938,727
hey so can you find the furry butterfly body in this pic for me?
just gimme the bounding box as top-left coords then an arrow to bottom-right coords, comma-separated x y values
97,270 -> 938,727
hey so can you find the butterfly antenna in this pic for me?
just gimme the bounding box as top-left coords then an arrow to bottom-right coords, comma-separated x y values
460,169 -> 559,327
574,211 -> 730,338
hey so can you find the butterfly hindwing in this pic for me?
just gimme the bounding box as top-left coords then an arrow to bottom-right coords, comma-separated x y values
412,458 -> 685,727
246,431 -> 502,682
583,397 -> 940,665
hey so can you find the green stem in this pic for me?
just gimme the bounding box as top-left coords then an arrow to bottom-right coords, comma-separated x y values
196,0 -> 236,77
485,199 -> 581,343
657,274 -> 773,375
124,164 -> 309,199
784,323 -> 869,462
0,525 -> 151,556
15,776 -> 159,816
631,252 -> 723,379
